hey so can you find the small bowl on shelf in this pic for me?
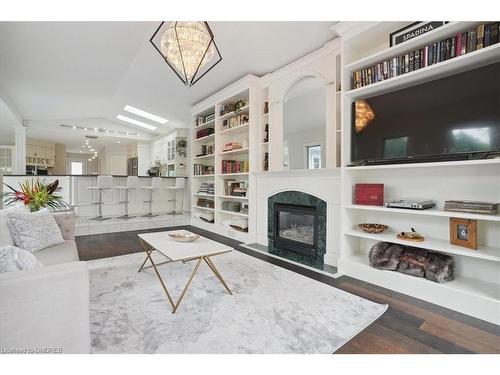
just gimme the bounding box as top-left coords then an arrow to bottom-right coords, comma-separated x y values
168,232 -> 200,242
358,223 -> 389,234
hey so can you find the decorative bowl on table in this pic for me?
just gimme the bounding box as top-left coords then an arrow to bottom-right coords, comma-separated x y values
168,232 -> 200,242
358,223 -> 389,234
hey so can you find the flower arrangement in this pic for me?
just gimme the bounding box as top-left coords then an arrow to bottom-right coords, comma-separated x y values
1,179 -> 68,212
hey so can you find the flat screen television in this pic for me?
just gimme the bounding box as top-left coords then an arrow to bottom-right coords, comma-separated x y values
351,61 -> 500,165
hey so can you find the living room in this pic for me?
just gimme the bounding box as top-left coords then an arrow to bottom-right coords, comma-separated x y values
1,1 -> 499,373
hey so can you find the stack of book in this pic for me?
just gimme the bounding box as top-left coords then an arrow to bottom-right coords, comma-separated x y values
198,182 -> 215,195
223,179 -> 247,197
352,22 -> 499,89
193,164 -> 215,176
196,198 -> 214,209
196,127 -> 214,139
221,159 -> 249,174
222,142 -> 242,152
444,200 -> 499,215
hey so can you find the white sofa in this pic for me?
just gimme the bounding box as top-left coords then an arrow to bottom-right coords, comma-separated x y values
0,210 -> 90,354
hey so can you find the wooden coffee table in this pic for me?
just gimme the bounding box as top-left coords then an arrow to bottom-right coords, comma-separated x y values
137,230 -> 233,313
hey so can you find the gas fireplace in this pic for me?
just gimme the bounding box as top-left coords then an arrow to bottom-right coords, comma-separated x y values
268,190 -> 326,268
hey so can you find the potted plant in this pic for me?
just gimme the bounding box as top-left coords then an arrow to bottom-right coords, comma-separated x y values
1,178 -> 68,212
176,139 -> 187,158
234,99 -> 246,113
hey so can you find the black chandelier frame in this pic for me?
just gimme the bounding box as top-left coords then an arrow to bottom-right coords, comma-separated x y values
150,21 -> 222,86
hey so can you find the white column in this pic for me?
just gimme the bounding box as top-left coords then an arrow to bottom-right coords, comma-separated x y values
14,127 -> 26,174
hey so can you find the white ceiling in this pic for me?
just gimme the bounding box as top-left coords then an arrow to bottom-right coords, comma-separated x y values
0,21 -> 336,149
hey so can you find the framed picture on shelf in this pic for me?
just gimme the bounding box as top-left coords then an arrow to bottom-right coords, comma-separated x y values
449,218 -> 477,250
389,22 -> 447,47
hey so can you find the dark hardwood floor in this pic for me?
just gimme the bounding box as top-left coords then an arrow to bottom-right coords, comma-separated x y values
76,225 -> 500,354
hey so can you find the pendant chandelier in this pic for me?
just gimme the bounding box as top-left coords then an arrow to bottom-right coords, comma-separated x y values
150,21 -> 222,86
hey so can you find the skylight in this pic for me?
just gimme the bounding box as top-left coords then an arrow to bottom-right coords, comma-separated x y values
116,115 -> 157,131
123,105 -> 168,124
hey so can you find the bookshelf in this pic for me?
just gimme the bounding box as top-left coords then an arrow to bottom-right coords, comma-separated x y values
190,75 -> 260,242
339,21 -> 500,325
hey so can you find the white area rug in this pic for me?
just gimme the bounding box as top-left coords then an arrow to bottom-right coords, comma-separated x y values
88,250 -> 387,353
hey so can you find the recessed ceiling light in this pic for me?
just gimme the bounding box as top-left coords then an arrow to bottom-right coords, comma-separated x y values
72,126 -> 76,130
94,128 -> 98,131
116,115 -> 157,131
117,141 -> 121,144
88,158 -> 92,161
79,150 -> 82,153
123,105 -> 168,124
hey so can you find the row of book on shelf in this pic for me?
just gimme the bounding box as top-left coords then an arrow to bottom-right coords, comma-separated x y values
196,198 -> 214,209
352,22 -> 500,89
196,144 -> 214,157
221,113 -> 249,131
221,159 -> 249,174
196,127 -> 215,140
193,163 -> 215,176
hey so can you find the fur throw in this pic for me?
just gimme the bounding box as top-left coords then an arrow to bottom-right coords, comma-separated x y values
369,242 -> 454,283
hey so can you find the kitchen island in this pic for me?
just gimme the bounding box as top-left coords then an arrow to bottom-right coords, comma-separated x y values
2,175 -> 190,236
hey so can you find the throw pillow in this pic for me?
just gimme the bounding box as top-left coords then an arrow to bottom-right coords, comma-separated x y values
7,208 -> 65,253
0,245 -> 43,273
0,205 -> 28,247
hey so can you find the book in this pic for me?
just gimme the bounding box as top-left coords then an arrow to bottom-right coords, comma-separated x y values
450,37 -> 455,58
455,33 -> 462,56
476,24 -> 485,49
484,24 -> 491,47
467,30 -> 476,52
444,38 -> 451,60
414,49 -> 420,70
460,32 -> 467,55
490,22 -> 499,45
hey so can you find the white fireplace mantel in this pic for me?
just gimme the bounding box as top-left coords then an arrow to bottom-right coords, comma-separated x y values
251,168 -> 341,266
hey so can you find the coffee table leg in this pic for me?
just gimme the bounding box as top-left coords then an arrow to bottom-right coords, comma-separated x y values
172,257 -> 203,314
204,256 -> 232,295
139,238 -> 175,310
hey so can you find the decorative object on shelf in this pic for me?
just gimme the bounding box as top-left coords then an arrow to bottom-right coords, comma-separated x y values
444,200 -> 498,215
176,139 -> 187,158
263,123 -> 269,143
264,152 -> 269,171
225,218 -> 248,232
355,183 -> 384,206
197,144 -> 214,157
358,223 -> 389,234
397,228 -> 425,242
389,22 -> 447,47
169,232 -> 200,242
234,99 -> 246,113
354,100 -> 376,133
222,200 -> 241,212
369,241 -> 454,283
150,22 -> 222,86
449,218 -> 477,249
264,102 -> 269,114
1,179 -> 68,212
353,22 -> 500,89
223,179 -> 247,197
386,199 -> 436,210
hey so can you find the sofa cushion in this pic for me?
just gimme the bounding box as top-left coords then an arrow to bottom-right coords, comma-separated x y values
52,211 -> 75,240
0,206 -> 27,247
35,240 -> 79,266
7,208 -> 65,253
0,245 -> 44,273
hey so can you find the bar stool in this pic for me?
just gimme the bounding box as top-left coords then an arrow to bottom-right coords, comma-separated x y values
115,176 -> 138,219
166,177 -> 185,215
140,177 -> 162,217
87,175 -> 113,220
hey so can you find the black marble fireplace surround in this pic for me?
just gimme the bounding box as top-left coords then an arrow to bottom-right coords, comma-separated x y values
268,191 -> 327,268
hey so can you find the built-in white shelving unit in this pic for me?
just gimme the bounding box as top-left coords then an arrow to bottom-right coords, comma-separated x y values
339,21 -> 500,324
190,75 -> 260,242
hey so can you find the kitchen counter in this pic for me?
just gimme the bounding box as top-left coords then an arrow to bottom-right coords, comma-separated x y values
9,174 -> 187,178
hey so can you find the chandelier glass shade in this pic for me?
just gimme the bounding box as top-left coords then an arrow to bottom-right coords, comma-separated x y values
150,21 -> 222,86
